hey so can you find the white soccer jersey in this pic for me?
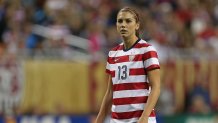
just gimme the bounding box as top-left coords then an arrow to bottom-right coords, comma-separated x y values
106,39 -> 160,123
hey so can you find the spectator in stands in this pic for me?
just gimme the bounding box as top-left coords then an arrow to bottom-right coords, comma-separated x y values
187,72 -> 211,114
189,94 -> 211,114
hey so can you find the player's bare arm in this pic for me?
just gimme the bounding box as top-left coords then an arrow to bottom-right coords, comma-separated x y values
95,75 -> 113,123
138,69 -> 161,123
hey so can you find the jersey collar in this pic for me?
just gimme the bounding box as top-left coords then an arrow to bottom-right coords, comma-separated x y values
123,38 -> 141,52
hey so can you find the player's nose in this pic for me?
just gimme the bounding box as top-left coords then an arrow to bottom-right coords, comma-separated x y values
120,21 -> 127,27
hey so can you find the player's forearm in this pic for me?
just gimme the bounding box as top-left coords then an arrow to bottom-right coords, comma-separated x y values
141,84 -> 160,117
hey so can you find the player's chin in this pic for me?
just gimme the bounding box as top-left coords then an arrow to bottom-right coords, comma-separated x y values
120,33 -> 129,38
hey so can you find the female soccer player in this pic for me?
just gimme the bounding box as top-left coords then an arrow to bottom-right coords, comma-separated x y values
95,7 -> 161,123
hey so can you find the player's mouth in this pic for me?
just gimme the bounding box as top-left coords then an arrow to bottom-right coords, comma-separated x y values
120,29 -> 128,34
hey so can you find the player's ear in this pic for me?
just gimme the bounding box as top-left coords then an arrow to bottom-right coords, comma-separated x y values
135,23 -> 139,30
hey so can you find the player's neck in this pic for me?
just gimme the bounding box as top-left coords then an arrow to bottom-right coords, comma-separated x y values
123,35 -> 139,49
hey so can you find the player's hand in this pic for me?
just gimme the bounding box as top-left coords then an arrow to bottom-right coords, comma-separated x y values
138,117 -> 148,123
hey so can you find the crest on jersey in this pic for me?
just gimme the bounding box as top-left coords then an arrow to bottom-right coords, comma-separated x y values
129,55 -> 135,61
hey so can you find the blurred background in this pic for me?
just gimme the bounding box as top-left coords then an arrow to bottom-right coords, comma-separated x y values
0,0 -> 218,122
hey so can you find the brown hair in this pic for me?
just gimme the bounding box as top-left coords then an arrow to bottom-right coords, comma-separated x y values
118,7 -> 140,37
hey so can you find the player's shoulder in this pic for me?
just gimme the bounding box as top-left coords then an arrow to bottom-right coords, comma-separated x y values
137,39 -> 158,53
109,42 -> 124,52
108,39 -> 155,52
137,39 -> 152,47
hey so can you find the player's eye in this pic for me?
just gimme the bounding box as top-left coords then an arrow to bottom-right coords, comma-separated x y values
117,19 -> 123,23
126,19 -> 132,23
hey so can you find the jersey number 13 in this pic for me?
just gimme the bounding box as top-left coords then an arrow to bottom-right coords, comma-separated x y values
118,65 -> 128,80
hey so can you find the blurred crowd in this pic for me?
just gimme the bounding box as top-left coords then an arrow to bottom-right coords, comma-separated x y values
0,0 -> 218,59
0,0 -> 218,116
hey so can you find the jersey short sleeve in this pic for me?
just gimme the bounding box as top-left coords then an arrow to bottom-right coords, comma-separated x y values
106,51 -> 113,75
143,45 -> 160,71
106,57 -> 111,74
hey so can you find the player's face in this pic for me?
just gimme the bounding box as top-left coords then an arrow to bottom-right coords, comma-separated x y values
116,11 -> 139,38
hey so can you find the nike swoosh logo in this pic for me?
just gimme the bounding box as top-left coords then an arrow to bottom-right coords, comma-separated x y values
114,58 -> 119,62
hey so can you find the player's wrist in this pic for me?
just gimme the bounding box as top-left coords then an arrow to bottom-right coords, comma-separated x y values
141,112 -> 150,118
